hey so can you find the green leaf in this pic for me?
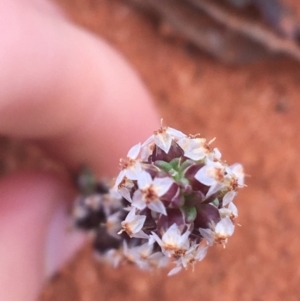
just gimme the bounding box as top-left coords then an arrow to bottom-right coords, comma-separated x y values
181,206 -> 197,223
155,160 -> 173,172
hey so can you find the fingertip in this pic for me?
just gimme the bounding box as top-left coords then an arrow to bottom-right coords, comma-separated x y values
0,171 -> 85,301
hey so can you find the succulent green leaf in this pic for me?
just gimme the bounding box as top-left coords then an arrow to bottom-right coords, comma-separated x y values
181,206 -> 197,223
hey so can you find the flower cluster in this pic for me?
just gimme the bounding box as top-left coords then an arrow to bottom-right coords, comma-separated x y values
72,125 -> 244,275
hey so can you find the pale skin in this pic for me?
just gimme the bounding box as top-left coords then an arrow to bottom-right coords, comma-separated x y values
0,0 -> 159,300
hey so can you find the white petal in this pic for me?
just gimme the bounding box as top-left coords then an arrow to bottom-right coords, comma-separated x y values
178,230 -> 191,248
125,162 -> 142,180
118,187 -> 132,203
132,230 -> 149,239
148,234 -> 156,245
154,132 -> 172,153
168,265 -> 182,276
212,148 -> 222,160
162,223 -> 181,243
195,167 -> 217,186
195,246 -> 208,261
137,171 -> 152,189
148,200 -> 167,215
140,142 -> 154,161
150,232 -> 163,247
177,137 -> 207,161
125,207 -> 136,221
176,137 -> 191,151
153,177 -> 174,196
199,228 -> 214,246
130,215 -> 147,234
228,202 -> 238,217
166,127 -> 186,139
228,163 -> 244,186
218,207 -> 231,218
127,142 -> 141,159
215,217 -> 235,236
142,135 -> 154,147
223,191 -> 237,206
132,190 -> 147,210
206,182 -> 223,197
115,170 -> 126,187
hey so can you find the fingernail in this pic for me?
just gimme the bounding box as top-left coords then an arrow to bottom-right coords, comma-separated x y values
44,203 -> 87,278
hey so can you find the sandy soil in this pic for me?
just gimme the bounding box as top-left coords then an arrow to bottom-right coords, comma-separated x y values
37,0 -> 300,300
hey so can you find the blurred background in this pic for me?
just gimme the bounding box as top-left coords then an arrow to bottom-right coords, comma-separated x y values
2,0 -> 300,300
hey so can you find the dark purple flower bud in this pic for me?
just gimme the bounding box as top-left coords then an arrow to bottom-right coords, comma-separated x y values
140,208 -> 157,232
157,208 -> 185,232
150,141 -> 184,162
160,183 -> 184,207
194,204 -> 220,229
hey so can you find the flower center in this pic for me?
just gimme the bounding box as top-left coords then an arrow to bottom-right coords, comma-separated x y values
142,185 -> 158,204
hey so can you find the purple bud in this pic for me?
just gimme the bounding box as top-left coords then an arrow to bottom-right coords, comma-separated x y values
150,141 -> 184,162
157,208 -> 185,232
160,183 -> 184,207
194,204 -> 220,229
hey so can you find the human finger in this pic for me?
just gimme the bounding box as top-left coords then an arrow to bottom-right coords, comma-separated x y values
0,0 -> 159,177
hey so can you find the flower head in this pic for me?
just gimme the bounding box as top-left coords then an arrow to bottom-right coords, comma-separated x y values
73,124 -> 245,275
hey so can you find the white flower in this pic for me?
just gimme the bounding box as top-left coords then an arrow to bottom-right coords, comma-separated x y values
119,207 -> 148,239
199,217 -> 235,247
229,163 -> 244,186
219,202 -> 238,220
224,163 -> 245,191
132,171 -> 173,215
115,176 -> 134,202
115,143 -> 142,186
168,243 -> 208,275
151,224 -> 190,258
195,160 -> 226,197
143,126 -> 186,153
123,242 -> 154,270
185,244 -> 208,264
177,137 -> 210,161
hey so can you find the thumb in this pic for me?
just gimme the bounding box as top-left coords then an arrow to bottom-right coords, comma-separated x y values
0,172 -> 85,301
